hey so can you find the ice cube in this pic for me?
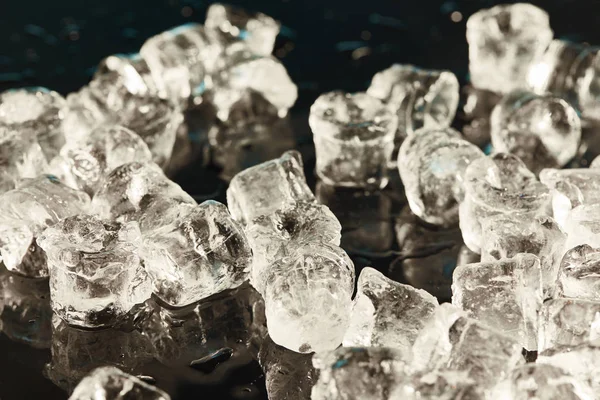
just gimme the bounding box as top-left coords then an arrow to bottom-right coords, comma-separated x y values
452,253 -> 543,350
490,90 -> 581,173
367,64 -> 459,139
141,200 -> 252,307
459,153 -> 550,253
342,267 -> 438,355
95,53 -> 159,98
264,242 -> 354,353
396,371 -> 483,400
0,175 -> 90,277
37,215 -> 153,328
226,150 -> 314,225
398,127 -> 484,226
466,3 -> 552,93
539,298 -> 600,352
309,91 -> 398,188
69,366 -> 170,400
562,204 -> 600,250
557,244 -> 600,301
0,87 -> 67,160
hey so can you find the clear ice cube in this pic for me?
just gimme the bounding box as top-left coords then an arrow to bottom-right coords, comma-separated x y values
466,3 -> 553,93
562,204 -> 600,250
557,244 -> 600,301
95,53 -> 159,98
539,298 -> 600,352
309,91 -> 398,188
396,371 -> 483,400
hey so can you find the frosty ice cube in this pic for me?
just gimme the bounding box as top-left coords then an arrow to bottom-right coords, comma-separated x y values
459,153 -> 550,253
264,242 -> 355,353
205,3 -> 280,56
311,347 -> 408,400
0,175 -> 90,277
0,87 -> 67,160
452,253 -> 543,350
69,366 -> 170,400
557,244 -> 600,301
309,91 -> 398,188
466,3 -> 552,93
342,267 -> 438,355
539,298 -> 600,352
367,64 -> 459,139
398,127 -> 484,226
141,200 -> 252,307
226,150 -> 314,225
37,215 -> 153,328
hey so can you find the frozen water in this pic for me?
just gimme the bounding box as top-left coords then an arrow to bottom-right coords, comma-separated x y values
95,53 -> 159,98
480,215 -> 565,297
53,125 -> 153,195
561,204 -> 600,250
398,127 -> 484,226
396,371 -> 483,400
245,201 -> 341,294
452,253 -> 543,350
539,298 -> 600,352
557,244 -> 600,301
226,150 -> 314,225
309,91 -> 398,188
69,366 -> 170,400
0,87 -> 67,160
367,64 -> 459,139
342,267 -> 438,355
264,242 -> 355,353
0,175 -> 90,277
141,200 -> 252,307
490,90 -> 581,173
311,347 -> 408,400
459,152 -> 550,253
37,215 -> 153,328
467,3 -> 552,93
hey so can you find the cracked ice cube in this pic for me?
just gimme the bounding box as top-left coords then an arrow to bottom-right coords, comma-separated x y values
226,150 -> 314,225
398,127 -> 484,226
69,366 -> 170,400
459,152 -> 550,253
141,200 -> 252,307
452,253 -> 543,350
264,242 -> 355,353
367,64 -> 459,139
490,90 -> 581,173
37,215 -> 152,328
466,3 -> 552,94
342,267 -> 438,355
539,298 -> 600,352
0,175 -> 90,278
309,91 -> 398,188
0,87 -> 67,160
557,244 -> 600,301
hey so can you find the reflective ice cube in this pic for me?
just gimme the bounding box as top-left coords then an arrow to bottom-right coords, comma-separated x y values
397,371 -> 483,400
557,244 -> 600,301
467,3 -> 552,93
539,298 -> 600,352
95,53 -> 159,98
309,91 -> 398,188
562,204 -> 600,250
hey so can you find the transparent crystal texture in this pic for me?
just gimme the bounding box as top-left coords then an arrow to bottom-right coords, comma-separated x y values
0,176 -> 90,277
0,124 -> 49,193
490,90 -> 581,173
459,153 -> 550,253
53,125 -> 153,195
490,363 -> 595,400
264,242 -> 355,353
141,200 -> 252,307
480,215 -> 566,297
95,53 -> 159,98
0,87 -> 67,160
539,298 -> 600,352
342,267 -> 438,354
367,64 -> 459,139
461,85 -> 502,147
452,253 -> 543,350
466,3 -> 552,93
539,168 -> 600,229
69,366 -> 170,400
528,40 -> 600,121
311,347 -> 408,400
309,91 -> 398,188
37,215 -> 152,328
226,150 -> 314,225
398,127 -> 484,226
557,244 -> 600,301
562,204 -> 600,250
395,371 -> 483,400
412,304 -> 523,387
92,162 -> 195,227
245,201 -> 341,294
205,3 -> 280,56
